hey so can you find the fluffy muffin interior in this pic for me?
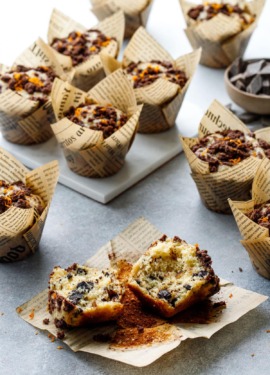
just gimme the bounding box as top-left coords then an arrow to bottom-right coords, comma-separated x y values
129,235 -> 219,313
49,263 -> 123,310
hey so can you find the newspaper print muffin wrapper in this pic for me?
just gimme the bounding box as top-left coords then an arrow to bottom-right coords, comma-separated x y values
0,147 -> 59,262
47,9 -> 125,91
50,69 -> 142,178
179,0 -> 265,68
0,38 -> 68,145
180,100 -> 270,214
229,155 -> 270,279
100,26 -> 201,133
90,0 -> 153,39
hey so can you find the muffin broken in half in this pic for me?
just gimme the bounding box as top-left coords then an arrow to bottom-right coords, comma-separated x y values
48,263 -> 124,327
128,235 -> 220,318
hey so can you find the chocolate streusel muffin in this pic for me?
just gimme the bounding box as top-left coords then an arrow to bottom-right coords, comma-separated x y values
48,263 -> 124,327
0,65 -> 57,107
191,129 -> 270,173
128,235 -> 220,318
187,2 -> 255,28
125,61 -> 188,89
50,29 -> 116,67
65,103 -> 128,139
0,180 -> 45,216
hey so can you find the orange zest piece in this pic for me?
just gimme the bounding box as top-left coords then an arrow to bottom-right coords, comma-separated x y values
260,217 -> 268,223
29,309 -> 35,319
28,77 -> 44,87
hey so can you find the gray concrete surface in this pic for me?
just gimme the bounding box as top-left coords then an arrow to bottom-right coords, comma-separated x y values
0,152 -> 269,375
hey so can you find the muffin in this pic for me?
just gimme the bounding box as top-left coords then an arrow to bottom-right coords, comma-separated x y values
90,0 -> 153,38
51,70 -> 141,178
100,27 -> 201,133
48,263 -> 124,327
179,0 -> 265,68
0,38 -> 66,145
48,9 -> 124,91
180,100 -> 270,213
0,180 -> 45,215
0,147 -> 59,263
229,157 -> 270,279
128,235 -> 220,318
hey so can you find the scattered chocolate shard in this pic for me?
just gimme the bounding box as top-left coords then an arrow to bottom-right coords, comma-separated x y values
260,63 -> 270,75
246,75 -> 263,95
230,73 -> 245,83
238,112 -> 260,123
230,57 -> 244,77
235,80 -> 246,91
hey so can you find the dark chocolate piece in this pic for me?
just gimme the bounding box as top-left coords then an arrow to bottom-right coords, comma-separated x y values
246,75 -> 263,95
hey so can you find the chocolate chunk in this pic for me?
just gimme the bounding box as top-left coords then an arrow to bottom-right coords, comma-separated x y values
157,290 -> 171,301
76,267 -> 87,275
260,63 -> 270,75
57,331 -> 65,340
76,281 -> 94,293
183,284 -> 191,290
245,60 -> 265,77
68,291 -> 84,304
43,318 -> 50,325
247,75 -> 263,94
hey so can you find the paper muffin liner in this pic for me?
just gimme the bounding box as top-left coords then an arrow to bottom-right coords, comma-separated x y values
47,9 -> 124,91
179,0 -> 265,68
0,38 -> 68,145
51,69 -> 142,178
229,156 -> 270,279
16,217 -> 268,367
100,27 -> 201,133
180,100 -> 270,214
90,0 -> 153,39
0,148 -> 59,263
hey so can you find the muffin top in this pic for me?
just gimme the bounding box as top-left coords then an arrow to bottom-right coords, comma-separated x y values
125,60 -> 188,89
51,29 -> 116,67
0,180 -> 45,215
191,129 -> 270,173
0,65 -> 57,106
246,201 -> 270,230
187,2 -> 255,27
65,103 -> 128,139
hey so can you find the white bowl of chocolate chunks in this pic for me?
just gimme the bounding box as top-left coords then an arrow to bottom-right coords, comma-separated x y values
225,57 -> 270,115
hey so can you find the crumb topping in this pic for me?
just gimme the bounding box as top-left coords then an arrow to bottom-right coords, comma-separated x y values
65,104 -> 128,138
51,29 -> 116,66
187,2 -> 255,27
191,129 -> 270,173
0,180 -> 44,215
246,201 -> 270,230
125,60 -> 188,89
0,65 -> 57,106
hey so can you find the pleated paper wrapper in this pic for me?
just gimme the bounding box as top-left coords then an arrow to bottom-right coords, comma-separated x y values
47,9 -> 124,91
101,26 -> 201,133
16,217 -> 267,367
0,38 -> 68,145
180,100 -> 270,214
179,0 -> 265,68
90,0 -> 153,39
50,69 -> 142,178
229,155 -> 270,279
0,148 -> 59,263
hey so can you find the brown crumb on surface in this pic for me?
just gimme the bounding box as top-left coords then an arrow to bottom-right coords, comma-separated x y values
35,331 -> 39,335
57,346 -> 63,350
251,353 -> 255,357
16,307 -> 23,314
48,333 -> 56,343
266,330 -> 270,333
239,267 -> 243,272
57,331 -> 65,340
29,309 -> 35,319
0,312 -> 4,316
43,318 -> 50,325
229,293 -> 233,298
